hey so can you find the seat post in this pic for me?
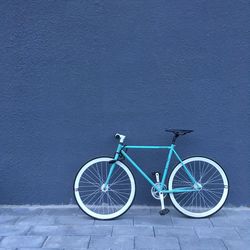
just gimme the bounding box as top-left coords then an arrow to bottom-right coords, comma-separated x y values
172,133 -> 179,144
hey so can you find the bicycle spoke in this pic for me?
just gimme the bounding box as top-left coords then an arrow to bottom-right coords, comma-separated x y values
170,158 -> 228,217
75,158 -> 134,219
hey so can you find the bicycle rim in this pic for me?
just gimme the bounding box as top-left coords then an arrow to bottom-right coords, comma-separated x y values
169,157 -> 229,218
74,157 -> 135,220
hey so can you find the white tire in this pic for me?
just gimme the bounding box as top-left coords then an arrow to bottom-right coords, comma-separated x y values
74,157 -> 136,220
169,157 -> 229,218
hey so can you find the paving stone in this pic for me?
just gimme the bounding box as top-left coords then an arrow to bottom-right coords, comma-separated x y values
135,236 -> 180,249
0,216 -> 19,225
55,215 -> 94,225
18,248 -> 62,250
126,207 -> 151,216
64,249 -> 88,250
210,212 -> 250,227
15,216 -> 55,225
154,226 -> 198,239
223,208 -> 250,218
168,208 -> 187,218
195,227 -> 240,240
153,207 -> 223,219
112,225 -> 154,236
28,225 -> 69,236
68,225 -> 112,236
44,236 -> 90,248
0,208 -> 42,216
89,236 -> 134,249
111,248 -> 134,250
235,227 -> 250,240
0,248 -> 16,250
0,208 -> 12,215
223,239 -> 250,250
0,225 -> 30,236
64,248 -> 89,250
171,217 -> 212,227
28,225 -> 112,236
41,207 -> 84,216
0,206 -> 248,250
134,215 -> 172,226
0,236 -> 46,248
179,238 -> 226,250
94,217 -> 133,225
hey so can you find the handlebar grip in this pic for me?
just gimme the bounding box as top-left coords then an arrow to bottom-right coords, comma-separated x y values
115,133 -> 126,143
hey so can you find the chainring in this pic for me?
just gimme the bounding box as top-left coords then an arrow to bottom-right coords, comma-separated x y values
151,183 -> 168,200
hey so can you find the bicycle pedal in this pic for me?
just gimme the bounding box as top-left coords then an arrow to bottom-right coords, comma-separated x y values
159,208 -> 169,216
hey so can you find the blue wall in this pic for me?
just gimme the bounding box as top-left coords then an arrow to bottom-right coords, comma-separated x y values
0,0 -> 249,205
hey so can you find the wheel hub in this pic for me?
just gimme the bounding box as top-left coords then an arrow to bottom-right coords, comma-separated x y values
193,182 -> 202,190
101,184 -> 109,192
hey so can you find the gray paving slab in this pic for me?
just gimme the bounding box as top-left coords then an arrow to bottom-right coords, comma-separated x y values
235,227 -> 250,240
223,208 -> 250,218
171,217 -> 213,227
55,215 -> 94,225
0,206 -> 248,249
0,208 -> 42,216
0,225 -> 30,236
15,216 -> 56,225
67,225 -> 112,236
210,210 -> 250,227
17,248 -> 62,250
210,215 -> 250,227
126,207 -> 151,216
0,236 -> 46,248
89,236 -> 134,249
41,207 -> 84,216
134,215 -> 172,226
28,225 -> 112,236
112,225 -> 154,236
223,239 -> 250,250
94,217 -> 133,225
43,236 -> 90,248
28,225 -> 69,236
135,236 -> 180,249
195,227 -> 241,240
0,216 -> 19,225
154,226 -> 198,240
179,238 -> 226,250
64,249 -> 88,250
0,208 -> 12,214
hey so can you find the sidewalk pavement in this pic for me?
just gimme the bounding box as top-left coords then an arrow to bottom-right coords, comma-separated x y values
0,205 -> 249,250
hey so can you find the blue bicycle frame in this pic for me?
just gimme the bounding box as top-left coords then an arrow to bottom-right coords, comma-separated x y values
104,143 -> 199,194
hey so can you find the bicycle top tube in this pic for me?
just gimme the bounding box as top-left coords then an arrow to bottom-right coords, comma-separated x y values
124,145 -> 173,149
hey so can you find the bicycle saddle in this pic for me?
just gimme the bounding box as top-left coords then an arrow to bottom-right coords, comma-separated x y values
165,129 -> 193,136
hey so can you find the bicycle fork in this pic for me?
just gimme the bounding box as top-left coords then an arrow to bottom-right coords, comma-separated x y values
102,143 -> 123,190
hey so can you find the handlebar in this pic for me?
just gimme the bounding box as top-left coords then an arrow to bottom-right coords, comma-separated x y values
115,133 -> 126,143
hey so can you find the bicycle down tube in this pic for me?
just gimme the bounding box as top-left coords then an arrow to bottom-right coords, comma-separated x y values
104,144 -> 199,193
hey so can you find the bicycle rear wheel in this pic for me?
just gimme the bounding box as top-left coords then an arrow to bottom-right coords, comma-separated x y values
74,157 -> 135,220
169,157 -> 229,218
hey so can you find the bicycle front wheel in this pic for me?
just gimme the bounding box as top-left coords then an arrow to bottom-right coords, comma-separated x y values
74,157 -> 135,220
169,157 -> 229,218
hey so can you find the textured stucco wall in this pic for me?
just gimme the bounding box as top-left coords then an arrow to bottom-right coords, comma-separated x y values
0,0 -> 249,205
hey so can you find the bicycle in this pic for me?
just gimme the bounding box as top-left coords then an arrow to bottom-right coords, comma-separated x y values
74,129 -> 229,220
